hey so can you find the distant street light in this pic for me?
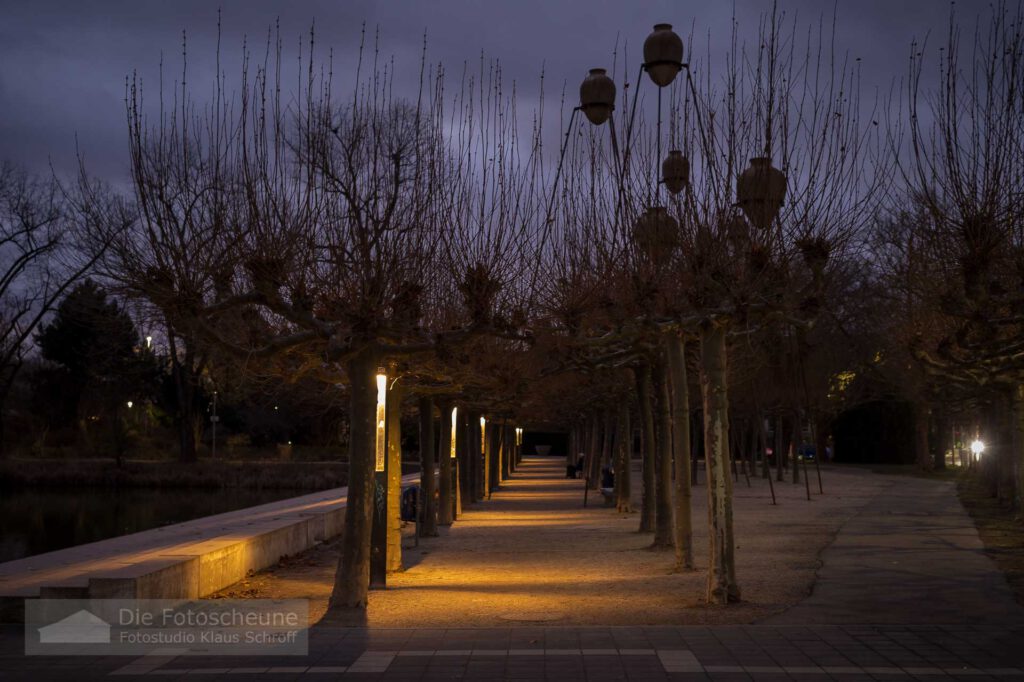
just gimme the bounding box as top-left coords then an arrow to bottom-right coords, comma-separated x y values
126,400 -> 133,409
145,335 -> 152,349
970,439 -> 985,457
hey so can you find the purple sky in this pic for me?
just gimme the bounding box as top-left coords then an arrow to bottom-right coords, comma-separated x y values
0,0 -> 974,183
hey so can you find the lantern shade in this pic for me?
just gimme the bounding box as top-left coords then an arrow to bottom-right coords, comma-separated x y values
579,68 -> 616,125
662,150 -> 689,195
736,157 -> 786,229
633,206 -> 680,261
643,24 -> 684,87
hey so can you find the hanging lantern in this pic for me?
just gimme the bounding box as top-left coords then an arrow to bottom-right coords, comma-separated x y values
633,206 -> 680,261
661,150 -> 689,195
579,68 -> 616,125
736,157 -> 786,229
643,24 -> 684,87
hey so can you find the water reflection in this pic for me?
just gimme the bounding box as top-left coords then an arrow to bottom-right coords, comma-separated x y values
0,487 -> 298,563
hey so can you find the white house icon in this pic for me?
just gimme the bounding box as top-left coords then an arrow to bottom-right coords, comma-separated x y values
38,610 -> 111,644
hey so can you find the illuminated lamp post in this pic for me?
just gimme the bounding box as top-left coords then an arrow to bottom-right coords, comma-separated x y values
480,416 -> 489,500
438,403 -> 458,526
370,369 -> 388,588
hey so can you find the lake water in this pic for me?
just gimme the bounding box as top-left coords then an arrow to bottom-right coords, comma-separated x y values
0,487 -> 300,564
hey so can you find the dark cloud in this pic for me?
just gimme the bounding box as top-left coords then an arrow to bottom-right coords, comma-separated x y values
0,0 -> 968,182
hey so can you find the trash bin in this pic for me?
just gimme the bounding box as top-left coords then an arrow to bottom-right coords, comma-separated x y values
400,486 -> 419,521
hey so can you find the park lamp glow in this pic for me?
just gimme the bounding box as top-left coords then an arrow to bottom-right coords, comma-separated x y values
450,407 -> 458,459
971,439 -> 986,457
126,400 -> 133,409
375,370 -> 387,472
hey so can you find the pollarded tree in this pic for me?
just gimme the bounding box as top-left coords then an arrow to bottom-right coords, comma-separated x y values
94,27 -> 543,610
662,10 -> 883,603
892,3 -> 1024,506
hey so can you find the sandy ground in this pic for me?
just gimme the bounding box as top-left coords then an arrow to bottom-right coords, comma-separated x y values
211,457 -> 895,627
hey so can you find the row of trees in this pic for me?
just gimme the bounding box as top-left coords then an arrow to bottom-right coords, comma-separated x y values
3,4 -> 1022,610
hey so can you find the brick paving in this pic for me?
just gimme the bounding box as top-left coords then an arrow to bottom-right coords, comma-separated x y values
3,623 -> 1024,680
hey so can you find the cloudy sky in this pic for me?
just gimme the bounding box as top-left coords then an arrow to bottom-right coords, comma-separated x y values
0,0 -> 980,183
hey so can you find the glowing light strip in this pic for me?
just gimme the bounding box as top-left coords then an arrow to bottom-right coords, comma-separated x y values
375,372 -> 387,472
450,407 -> 458,459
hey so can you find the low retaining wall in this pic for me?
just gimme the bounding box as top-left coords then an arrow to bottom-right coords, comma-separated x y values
0,472 -> 425,621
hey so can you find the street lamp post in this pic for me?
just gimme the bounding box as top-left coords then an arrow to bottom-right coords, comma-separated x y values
370,369 -> 389,589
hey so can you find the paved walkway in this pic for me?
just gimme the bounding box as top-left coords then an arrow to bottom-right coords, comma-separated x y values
2,458 -> 1023,680
764,476 -> 1024,625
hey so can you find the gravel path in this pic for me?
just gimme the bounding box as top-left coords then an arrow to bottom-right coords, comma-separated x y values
215,456 -> 908,626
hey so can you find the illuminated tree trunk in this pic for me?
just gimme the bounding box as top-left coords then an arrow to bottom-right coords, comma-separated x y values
457,410 -> 470,511
418,396 -> 438,537
636,362 -> 656,533
503,424 -> 512,480
614,401 -> 632,512
438,399 -> 455,526
469,411 -> 483,502
652,349 -> 674,549
700,323 -> 740,604
386,377 -> 404,572
667,334 -> 693,570
330,350 -> 376,608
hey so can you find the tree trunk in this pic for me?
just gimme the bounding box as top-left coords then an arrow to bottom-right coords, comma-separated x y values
488,422 -> 500,494
652,348 -> 674,549
774,415 -> 784,482
503,424 -> 513,480
1014,386 -> 1024,515
933,407 -> 949,471
386,378 -> 404,572
601,409 -> 613,474
636,362 -> 656,533
482,418 -> 491,497
791,412 -> 801,485
700,323 -> 740,604
913,401 -> 932,471
418,396 -> 438,537
588,414 -> 601,489
667,333 -> 693,571
167,332 -> 198,464
759,413 -> 770,479
438,400 -> 455,526
614,401 -> 632,512
330,350 -> 377,609
458,405 -> 468,507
